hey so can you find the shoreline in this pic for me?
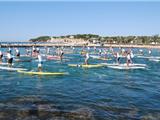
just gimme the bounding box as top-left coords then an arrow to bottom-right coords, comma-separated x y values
0,43 -> 160,49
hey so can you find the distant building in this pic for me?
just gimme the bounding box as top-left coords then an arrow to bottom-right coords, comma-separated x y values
69,36 -> 74,39
130,41 -> 133,44
90,38 -> 99,44
151,42 -> 158,45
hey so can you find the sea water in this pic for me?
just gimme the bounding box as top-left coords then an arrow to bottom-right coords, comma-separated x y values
0,47 -> 160,119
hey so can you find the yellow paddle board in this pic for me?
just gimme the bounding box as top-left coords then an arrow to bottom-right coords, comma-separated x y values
17,70 -> 67,75
68,64 -> 104,68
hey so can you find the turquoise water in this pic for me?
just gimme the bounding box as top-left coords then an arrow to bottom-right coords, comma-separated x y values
0,47 -> 160,119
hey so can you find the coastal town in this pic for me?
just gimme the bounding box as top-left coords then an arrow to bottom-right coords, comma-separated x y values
1,34 -> 160,48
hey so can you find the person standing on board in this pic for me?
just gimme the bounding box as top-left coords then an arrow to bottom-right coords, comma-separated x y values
32,46 -> 36,57
94,46 -> 96,53
36,47 -> 40,53
104,49 -> 107,59
7,51 -> 13,67
8,47 -> 12,53
37,51 -> 42,72
126,52 -> 132,67
139,49 -> 143,55
80,47 -> 85,55
25,47 -> 30,56
46,47 -> 50,55
59,49 -> 64,61
130,49 -> 134,64
0,50 -> 3,63
15,48 -> 20,57
84,52 -> 90,65
87,46 -> 90,51
116,52 -> 120,64
148,49 -> 152,55
33,46 -> 36,52
121,48 -> 126,56
99,49 -> 102,56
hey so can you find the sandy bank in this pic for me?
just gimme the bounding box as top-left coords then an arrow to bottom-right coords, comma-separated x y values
1,43 -> 160,49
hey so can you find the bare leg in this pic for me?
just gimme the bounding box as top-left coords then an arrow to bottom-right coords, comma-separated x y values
85,58 -> 88,65
127,60 -> 130,67
38,67 -> 42,72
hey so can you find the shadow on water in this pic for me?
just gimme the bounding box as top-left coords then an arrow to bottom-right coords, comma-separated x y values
0,96 -> 95,120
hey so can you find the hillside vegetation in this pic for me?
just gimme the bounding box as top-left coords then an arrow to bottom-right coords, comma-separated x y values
29,34 -> 160,45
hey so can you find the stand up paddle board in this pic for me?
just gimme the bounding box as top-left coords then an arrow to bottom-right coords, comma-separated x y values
0,66 -> 27,71
68,64 -> 104,68
149,58 -> 160,62
14,59 -> 32,62
101,63 -> 147,67
17,70 -> 67,75
0,63 -> 14,66
90,55 -> 100,59
137,56 -> 160,59
35,59 -> 46,62
20,55 -> 31,57
47,55 -> 60,60
107,65 -> 146,70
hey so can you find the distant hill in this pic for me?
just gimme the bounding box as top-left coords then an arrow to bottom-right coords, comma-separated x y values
29,34 -> 160,45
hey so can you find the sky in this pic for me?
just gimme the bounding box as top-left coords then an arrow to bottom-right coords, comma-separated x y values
0,1 -> 160,41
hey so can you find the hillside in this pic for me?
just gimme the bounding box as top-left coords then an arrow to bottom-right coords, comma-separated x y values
29,34 -> 160,45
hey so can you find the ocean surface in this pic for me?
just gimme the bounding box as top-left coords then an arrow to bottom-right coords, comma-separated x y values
0,47 -> 160,120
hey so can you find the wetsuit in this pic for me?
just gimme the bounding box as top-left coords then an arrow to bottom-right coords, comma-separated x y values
116,52 -> 120,63
7,52 -> 13,64
0,51 -> 3,61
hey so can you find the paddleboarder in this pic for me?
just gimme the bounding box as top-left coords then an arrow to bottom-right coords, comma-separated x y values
7,51 -> 13,67
37,51 -> 42,72
59,49 -> 64,61
0,50 -> 3,62
15,48 -> 20,57
99,49 -> 102,56
148,49 -> 152,55
139,49 -> 143,55
25,47 -> 30,56
84,52 -> 90,65
8,47 -> 12,53
126,52 -> 132,67
32,46 -> 37,57
116,52 -> 120,64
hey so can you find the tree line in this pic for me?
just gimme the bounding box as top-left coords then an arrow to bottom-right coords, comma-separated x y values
29,34 -> 160,45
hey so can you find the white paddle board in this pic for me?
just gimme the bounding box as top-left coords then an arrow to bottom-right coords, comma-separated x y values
137,56 -> 160,59
0,66 -> 27,71
101,63 -> 147,67
90,55 -> 100,59
107,65 -> 146,70
149,58 -> 160,62
0,63 -> 14,66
